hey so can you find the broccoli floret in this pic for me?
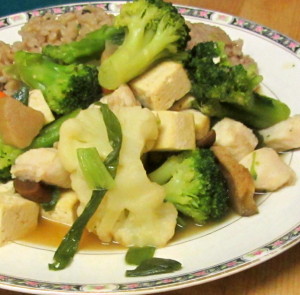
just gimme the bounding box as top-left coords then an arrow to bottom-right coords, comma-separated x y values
184,41 -> 290,129
42,25 -> 125,64
13,51 -> 101,115
149,148 -> 230,224
98,0 -> 190,90
0,137 -> 22,182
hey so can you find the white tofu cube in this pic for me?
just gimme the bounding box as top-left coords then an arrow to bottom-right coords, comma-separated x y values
42,190 -> 78,226
0,181 -> 39,245
152,111 -> 195,151
130,61 -> 191,110
240,147 -> 296,191
28,89 -> 55,124
181,109 -> 210,140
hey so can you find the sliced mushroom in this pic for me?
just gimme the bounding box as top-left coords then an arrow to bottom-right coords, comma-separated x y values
211,146 -> 258,216
13,178 -> 53,203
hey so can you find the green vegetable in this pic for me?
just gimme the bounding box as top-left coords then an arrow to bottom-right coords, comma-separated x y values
49,104 -> 122,270
98,103 -> 122,177
184,41 -> 290,129
98,0 -> 190,90
12,85 -> 29,105
42,25 -> 125,64
41,187 -> 60,211
29,109 -> 80,148
125,246 -> 156,265
0,137 -> 23,182
49,188 -> 107,270
77,147 -> 114,190
149,148 -> 230,224
126,257 -> 182,277
13,51 -> 101,115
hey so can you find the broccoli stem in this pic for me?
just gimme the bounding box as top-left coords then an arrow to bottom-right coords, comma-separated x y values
42,25 -> 124,64
215,92 -> 291,129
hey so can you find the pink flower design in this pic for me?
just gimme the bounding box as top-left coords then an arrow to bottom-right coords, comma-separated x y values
199,11 -> 209,18
96,4 -> 106,9
31,10 -> 40,16
178,8 -> 188,14
272,34 -> 281,40
236,19 -> 245,26
0,21 -> 5,28
226,261 -> 237,267
162,279 -> 173,283
61,285 -> 73,290
288,42 -> 297,50
255,26 -> 264,33
194,270 -> 207,276
127,283 -> 139,289
273,240 -> 284,247
0,275 -> 6,280
75,5 -> 83,11
253,250 -> 263,256
25,281 -> 39,287
52,8 -> 63,14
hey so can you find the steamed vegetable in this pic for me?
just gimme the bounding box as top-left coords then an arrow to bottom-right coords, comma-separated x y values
149,148 -> 230,224
42,25 -> 125,64
184,41 -> 290,129
12,51 -> 101,115
98,0 -> 190,90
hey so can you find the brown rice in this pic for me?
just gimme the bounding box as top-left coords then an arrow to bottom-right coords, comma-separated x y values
0,5 -> 114,94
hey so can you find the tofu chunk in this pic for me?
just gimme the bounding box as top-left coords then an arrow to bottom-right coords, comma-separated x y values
213,117 -> 258,161
100,84 -> 141,109
240,147 -> 296,191
259,115 -> 300,151
130,61 -> 191,110
0,181 -> 39,245
28,89 -> 55,124
42,190 -> 78,226
11,148 -> 71,188
152,111 -> 195,151
181,109 -> 210,140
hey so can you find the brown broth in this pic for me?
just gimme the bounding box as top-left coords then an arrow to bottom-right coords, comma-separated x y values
20,214 -> 231,251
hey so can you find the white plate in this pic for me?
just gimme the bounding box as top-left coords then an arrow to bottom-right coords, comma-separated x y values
0,2 -> 300,294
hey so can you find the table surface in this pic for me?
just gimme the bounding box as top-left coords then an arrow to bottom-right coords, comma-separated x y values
1,0 -> 300,295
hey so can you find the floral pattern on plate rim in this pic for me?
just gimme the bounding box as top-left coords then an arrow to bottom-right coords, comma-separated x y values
0,1 -> 300,293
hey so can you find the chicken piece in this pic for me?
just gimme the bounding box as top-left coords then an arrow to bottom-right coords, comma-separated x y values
28,89 -> 55,124
41,190 -> 79,226
240,147 -> 296,191
0,181 -> 39,245
100,84 -> 141,109
11,148 -> 71,188
259,115 -> 300,152
213,117 -> 258,161
152,110 -> 196,151
211,146 -> 257,216
130,61 -> 191,110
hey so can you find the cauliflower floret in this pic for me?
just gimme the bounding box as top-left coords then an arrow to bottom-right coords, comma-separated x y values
91,107 -> 177,247
58,107 -> 112,207
240,147 -> 296,191
213,117 -> 258,161
259,115 -> 300,151
58,106 -> 177,247
11,148 -> 71,188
